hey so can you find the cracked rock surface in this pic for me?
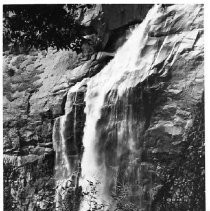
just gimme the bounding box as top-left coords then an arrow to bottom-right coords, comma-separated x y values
3,4 -> 204,211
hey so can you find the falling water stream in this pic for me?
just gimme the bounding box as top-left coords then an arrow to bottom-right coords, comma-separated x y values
53,80 -> 88,210
53,116 -> 71,210
79,5 -> 161,211
53,4 -> 164,211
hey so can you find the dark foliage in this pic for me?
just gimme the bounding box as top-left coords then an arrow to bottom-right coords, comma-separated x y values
3,158 -> 20,211
3,4 -> 92,53
151,94 -> 205,211
3,154 -> 55,211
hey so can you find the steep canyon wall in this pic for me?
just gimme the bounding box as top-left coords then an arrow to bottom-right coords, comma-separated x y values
3,4 -> 204,211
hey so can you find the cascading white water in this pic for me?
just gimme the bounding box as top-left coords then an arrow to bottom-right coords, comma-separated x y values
53,79 -> 88,210
79,5 -> 161,211
53,114 -> 72,210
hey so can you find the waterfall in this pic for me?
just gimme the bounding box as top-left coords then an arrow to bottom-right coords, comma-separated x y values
53,116 -> 71,210
53,79 -> 88,210
79,5 -> 161,211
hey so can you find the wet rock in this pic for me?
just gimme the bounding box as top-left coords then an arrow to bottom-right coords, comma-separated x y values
3,4 -> 204,211
76,4 -> 204,210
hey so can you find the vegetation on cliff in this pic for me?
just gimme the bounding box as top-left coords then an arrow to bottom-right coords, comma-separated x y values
3,4 -> 204,211
151,95 -> 205,210
3,4 -> 92,53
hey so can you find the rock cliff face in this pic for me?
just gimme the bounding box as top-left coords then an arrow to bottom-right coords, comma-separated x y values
3,4 -> 204,211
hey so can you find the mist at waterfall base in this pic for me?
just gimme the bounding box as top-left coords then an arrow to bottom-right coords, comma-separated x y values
79,5 -> 161,211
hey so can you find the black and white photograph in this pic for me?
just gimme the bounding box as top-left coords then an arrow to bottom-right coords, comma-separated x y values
2,3 -> 205,211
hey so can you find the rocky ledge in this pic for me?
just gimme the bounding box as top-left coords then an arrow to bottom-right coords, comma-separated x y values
3,4 -> 204,211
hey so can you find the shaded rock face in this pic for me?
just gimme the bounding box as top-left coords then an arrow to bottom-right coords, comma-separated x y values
102,4 -> 153,30
78,4 -> 152,53
151,95 -> 205,210
3,4 -> 204,211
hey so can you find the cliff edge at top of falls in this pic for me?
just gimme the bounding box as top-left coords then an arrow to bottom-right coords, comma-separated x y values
3,4 -> 204,211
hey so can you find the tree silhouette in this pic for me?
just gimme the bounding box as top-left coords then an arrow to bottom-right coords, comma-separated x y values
3,4 -> 92,53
